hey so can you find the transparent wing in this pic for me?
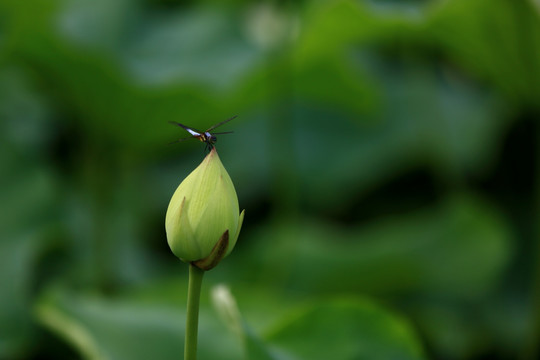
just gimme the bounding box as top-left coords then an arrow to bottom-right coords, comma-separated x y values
211,131 -> 234,135
168,137 -> 196,145
206,115 -> 237,132
169,121 -> 202,136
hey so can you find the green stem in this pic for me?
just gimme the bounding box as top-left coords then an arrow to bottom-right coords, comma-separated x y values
185,264 -> 205,360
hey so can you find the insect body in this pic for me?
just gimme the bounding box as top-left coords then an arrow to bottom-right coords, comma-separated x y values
169,115 -> 236,151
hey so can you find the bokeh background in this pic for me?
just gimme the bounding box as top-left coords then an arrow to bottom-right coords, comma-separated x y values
1,0 -> 539,359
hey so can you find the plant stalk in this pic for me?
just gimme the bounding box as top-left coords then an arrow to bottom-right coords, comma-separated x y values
185,264 -> 205,360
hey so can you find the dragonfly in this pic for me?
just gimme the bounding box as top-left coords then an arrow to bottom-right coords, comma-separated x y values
169,115 -> 236,151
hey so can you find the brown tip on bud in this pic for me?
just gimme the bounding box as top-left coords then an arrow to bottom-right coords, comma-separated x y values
192,230 -> 229,271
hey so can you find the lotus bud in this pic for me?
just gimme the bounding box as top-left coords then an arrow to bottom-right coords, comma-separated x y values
165,148 -> 245,270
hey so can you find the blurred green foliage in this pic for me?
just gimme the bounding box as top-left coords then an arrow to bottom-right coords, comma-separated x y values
0,0 -> 539,359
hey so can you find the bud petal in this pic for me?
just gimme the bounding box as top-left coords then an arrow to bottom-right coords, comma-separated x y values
193,230 -> 229,271
166,148 -> 244,266
232,210 -> 245,254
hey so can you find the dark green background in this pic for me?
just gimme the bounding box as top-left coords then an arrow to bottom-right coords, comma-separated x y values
1,0 -> 539,359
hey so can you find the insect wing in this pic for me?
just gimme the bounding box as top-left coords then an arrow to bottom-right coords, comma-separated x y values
210,131 -> 234,135
169,121 -> 203,136
205,115 -> 237,132
168,136 -> 196,145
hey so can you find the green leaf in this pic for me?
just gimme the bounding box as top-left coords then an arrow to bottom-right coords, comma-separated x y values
35,282 -> 425,360
0,67 -> 58,358
211,285 -> 425,360
240,194 -> 512,299
292,63 -> 508,212
265,297 -> 425,360
427,0 -> 540,106
35,284 -> 243,360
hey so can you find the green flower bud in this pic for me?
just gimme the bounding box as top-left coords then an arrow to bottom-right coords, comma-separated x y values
165,148 -> 245,270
